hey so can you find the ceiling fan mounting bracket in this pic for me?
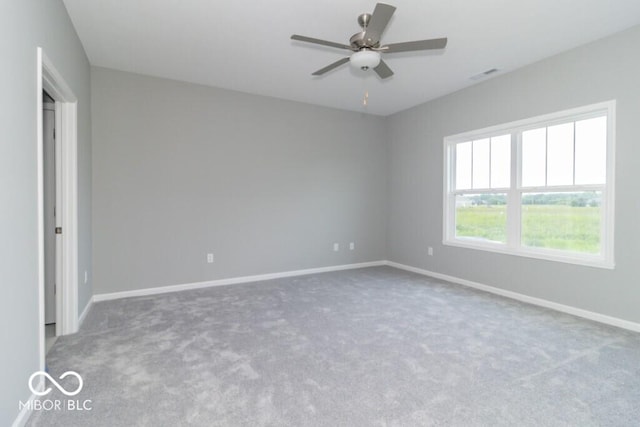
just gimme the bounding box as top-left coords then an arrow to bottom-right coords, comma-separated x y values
357,13 -> 372,29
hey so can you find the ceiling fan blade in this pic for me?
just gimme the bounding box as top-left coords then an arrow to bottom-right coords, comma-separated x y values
312,57 -> 350,76
374,59 -> 394,79
382,37 -> 448,53
363,3 -> 396,43
291,35 -> 352,51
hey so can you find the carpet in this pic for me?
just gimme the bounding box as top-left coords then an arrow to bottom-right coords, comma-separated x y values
27,266 -> 640,426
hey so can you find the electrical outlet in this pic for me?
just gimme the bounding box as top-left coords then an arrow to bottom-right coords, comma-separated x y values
84,270 -> 88,284
428,247 -> 434,256
349,242 -> 355,250
207,253 -> 214,263
333,243 -> 340,252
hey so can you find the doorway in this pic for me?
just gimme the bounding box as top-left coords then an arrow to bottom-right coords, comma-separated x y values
37,47 -> 80,372
42,90 -> 60,353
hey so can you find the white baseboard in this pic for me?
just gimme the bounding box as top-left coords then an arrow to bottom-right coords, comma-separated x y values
12,376 -> 44,427
385,261 -> 640,333
91,259 -> 640,332
12,393 -> 35,427
78,298 -> 93,327
12,394 -> 35,427
12,377 -> 45,427
93,261 -> 386,302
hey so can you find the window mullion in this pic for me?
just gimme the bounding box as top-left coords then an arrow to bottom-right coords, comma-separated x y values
572,121 -> 576,185
446,143 -> 455,242
507,131 -> 521,250
470,140 -> 474,189
488,137 -> 492,189
544,126 -> 549,186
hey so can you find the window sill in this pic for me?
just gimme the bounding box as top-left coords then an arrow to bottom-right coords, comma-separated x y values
443,239 -> 615,270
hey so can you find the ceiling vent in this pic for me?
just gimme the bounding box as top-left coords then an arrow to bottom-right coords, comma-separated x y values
470,68 -> 500,81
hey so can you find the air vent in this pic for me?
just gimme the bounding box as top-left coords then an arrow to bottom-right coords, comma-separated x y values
470,68 -> 500,81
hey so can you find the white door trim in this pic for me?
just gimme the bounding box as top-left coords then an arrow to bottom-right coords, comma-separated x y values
36,47 -> 79,371
54,102 -> 63,335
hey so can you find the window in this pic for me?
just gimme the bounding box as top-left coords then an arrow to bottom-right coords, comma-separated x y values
444,101 -> 615,268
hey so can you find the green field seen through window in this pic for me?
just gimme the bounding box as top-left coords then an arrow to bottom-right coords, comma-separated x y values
455,192 -> 601,254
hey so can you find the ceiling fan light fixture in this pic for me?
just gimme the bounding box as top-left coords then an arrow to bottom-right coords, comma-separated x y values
350,49 -> 381,71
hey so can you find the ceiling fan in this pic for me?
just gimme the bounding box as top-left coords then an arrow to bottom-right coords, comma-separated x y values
291,3 -> 447,79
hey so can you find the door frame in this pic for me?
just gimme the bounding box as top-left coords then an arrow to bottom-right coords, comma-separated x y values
36,47 -> 79,370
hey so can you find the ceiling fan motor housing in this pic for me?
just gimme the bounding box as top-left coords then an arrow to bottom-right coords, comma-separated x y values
350,31 -> 380,49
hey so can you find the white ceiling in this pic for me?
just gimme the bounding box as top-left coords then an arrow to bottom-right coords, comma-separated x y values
62,0 -> 640,116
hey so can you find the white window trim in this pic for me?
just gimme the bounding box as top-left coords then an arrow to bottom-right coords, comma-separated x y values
443,101 -> 616,269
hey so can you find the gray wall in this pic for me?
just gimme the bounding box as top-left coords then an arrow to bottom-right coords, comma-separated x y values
92,68 -> 387,294
0,0 -> 92,424
387,25 -> 640,323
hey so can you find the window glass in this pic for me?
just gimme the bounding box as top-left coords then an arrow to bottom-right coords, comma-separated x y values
575,116 -> 606,185
522,128 -> 546,187
490,135 -> 511,188
521,192 -> 602,254
455,194 -> 507,244
456,141 -> 472,190
472,138 -> 490,189
547,123 -> 574,186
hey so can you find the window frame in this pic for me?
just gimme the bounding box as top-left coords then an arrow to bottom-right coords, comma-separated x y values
443,101 -> 616,269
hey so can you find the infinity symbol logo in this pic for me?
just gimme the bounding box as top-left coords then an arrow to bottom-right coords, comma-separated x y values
28,371 -> 84,396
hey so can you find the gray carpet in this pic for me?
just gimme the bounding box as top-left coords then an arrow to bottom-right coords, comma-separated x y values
27,266 -> 640,426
